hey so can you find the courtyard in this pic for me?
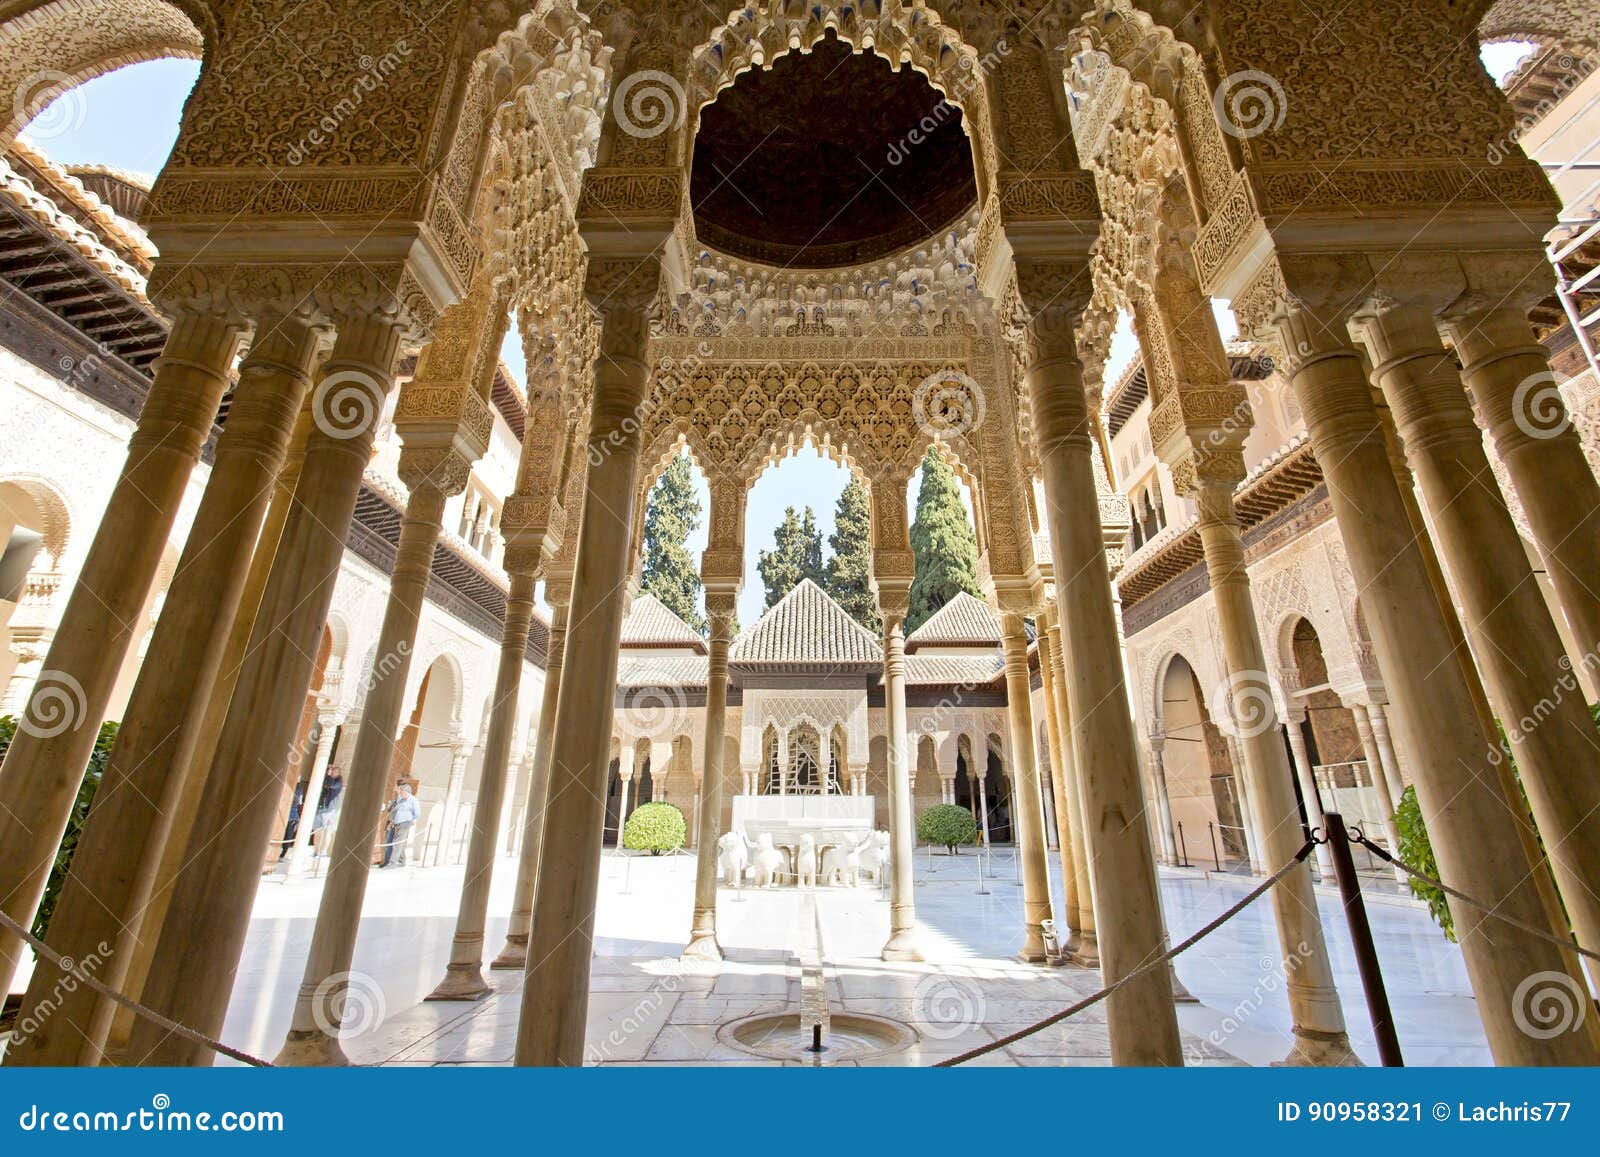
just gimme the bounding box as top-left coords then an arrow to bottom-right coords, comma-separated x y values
215,849 -> 1487,1068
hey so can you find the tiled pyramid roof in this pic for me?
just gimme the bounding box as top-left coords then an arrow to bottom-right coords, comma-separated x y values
730,579 -> 882,666
905,591 -> 1001,649
620,592 -> 706,652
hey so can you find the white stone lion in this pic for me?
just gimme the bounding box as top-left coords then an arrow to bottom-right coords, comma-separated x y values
796,833 -> 818,888
752,832 -> 785,889
856,830 -> 891,884
716,830 -> 749,887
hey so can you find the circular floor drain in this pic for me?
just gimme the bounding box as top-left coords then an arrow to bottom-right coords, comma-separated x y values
718,1011 -> 917,1063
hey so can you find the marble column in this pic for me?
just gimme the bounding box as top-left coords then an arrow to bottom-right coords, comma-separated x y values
1350,704 -> 1407,886
514,251 -> 658,1067
492,592 -> 568,969
1283,710 -> 1336,879
1019,264 -> 1179,1063
1191,473 -> 1351,1064
430,568 -> 537,999
616,743 -> 635,838
1362,303 -> 1600,976
103,393 -> 318,1061
1274,298 -> 1595,1065
684,591 -> 737,960
282,703 -> 346,878
127,309 -> 404,1066
999,613 -> 1053,962
5,312 -> 316,1066
1365,704 -> 1405,803
274,438 -> 470,1063
0,308 -> 241,999
1444,303 -> 1600,675
774,729 -> 788,796
434,735 -> 475,866
878,592 -> 921,962
1145,739 -> 1179,865
1047,618 -> 1097,962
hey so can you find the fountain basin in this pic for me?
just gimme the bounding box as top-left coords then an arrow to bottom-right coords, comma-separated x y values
717,1011 -> 916,1064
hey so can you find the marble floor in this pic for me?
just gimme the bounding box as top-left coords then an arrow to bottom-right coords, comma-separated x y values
208,843 -> 1491,1067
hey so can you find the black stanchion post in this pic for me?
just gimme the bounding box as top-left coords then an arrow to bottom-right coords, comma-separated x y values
1324,811 -> 1404,1066
1177,822 -> 1189,868
1208,822 -> 1221,872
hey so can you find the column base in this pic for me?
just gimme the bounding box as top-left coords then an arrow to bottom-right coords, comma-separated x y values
881,927 -> 924,963
426,963 -> 492,1002
1067,931 -> 1100,968
1169,963 -> 1199,1004
274,1028 -> 351,1067
1277,1027 -> 1361,1067
681,929 -> 723,962
1017,928 -> 1049,964
489,936 -> 527,971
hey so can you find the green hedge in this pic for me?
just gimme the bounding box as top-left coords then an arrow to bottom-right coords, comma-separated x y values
917,803 -> 978,853
0,716 -> 119,940
622,801 -> 687,855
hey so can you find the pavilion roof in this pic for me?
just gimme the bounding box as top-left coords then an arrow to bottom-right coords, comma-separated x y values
730,579 -> 882,666
621,592 -> 707,653
905,591 -> 1000,650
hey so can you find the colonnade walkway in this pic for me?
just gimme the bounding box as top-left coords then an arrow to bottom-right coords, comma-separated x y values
161,850 -> 1488,1067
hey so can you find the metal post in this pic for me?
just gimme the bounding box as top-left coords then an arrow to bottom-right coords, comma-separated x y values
976,845 -> 989,896
1208,822 -> 1221,872
1177,822 -> 1189,868
1324,811 -> 1404,1066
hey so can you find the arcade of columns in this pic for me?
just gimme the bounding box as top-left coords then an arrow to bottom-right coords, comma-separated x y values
0,0 -> 1596,1069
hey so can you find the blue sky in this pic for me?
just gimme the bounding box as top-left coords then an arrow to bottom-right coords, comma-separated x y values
29,42 -> 1535,629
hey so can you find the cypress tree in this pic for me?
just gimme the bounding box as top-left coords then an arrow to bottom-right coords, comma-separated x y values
758,504 -> 825,608
825,477 -> 881,633
907,446 -> 983,632
640,453 -> 706,632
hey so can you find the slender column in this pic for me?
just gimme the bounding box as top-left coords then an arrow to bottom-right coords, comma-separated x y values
275,435 -> 475,1060
1019,265 -> 1179,1064
1284,711 -> 1336,879
1365,704 -> 1405,802
1363,304 -> 1600,978
1192,475 -> 1351,1064
684,592 -> 737,960
492,594 -> 568,968
282,703 -> 345,877
1223,734 -> 1263,873
430,570 -> 537,999
434,735 -> 475,865
1275,299 -> 1595,1064
127,310 -> 404,1066
103,392 -> 318,1061
616,744 -> 635,836
971,731 -> 991,844
999,613 -> 1053,961
5,313 -> 315,1066
775,730 -> 788,796
878,592 -> 921,961
0,308 -> 241,998
1047,619 -> 1098,961
1145,739 -> 1179,865
1444,304 -> 1600,674
515,251 -> 658,1067
1350,703 -> 1407,886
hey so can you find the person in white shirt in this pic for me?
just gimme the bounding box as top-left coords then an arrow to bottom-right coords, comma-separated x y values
383,782 -> 421,867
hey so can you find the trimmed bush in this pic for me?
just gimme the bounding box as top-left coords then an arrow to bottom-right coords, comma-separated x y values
918,803 -> 978,853
623,801 -> 687,855
0,716 -> 119,939
1394,784 -> 1453,943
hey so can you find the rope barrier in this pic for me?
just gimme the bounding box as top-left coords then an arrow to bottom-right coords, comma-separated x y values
934,840 -> 1315,1066
1348,829 -> 1600,964
0,909 -> 274,1067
